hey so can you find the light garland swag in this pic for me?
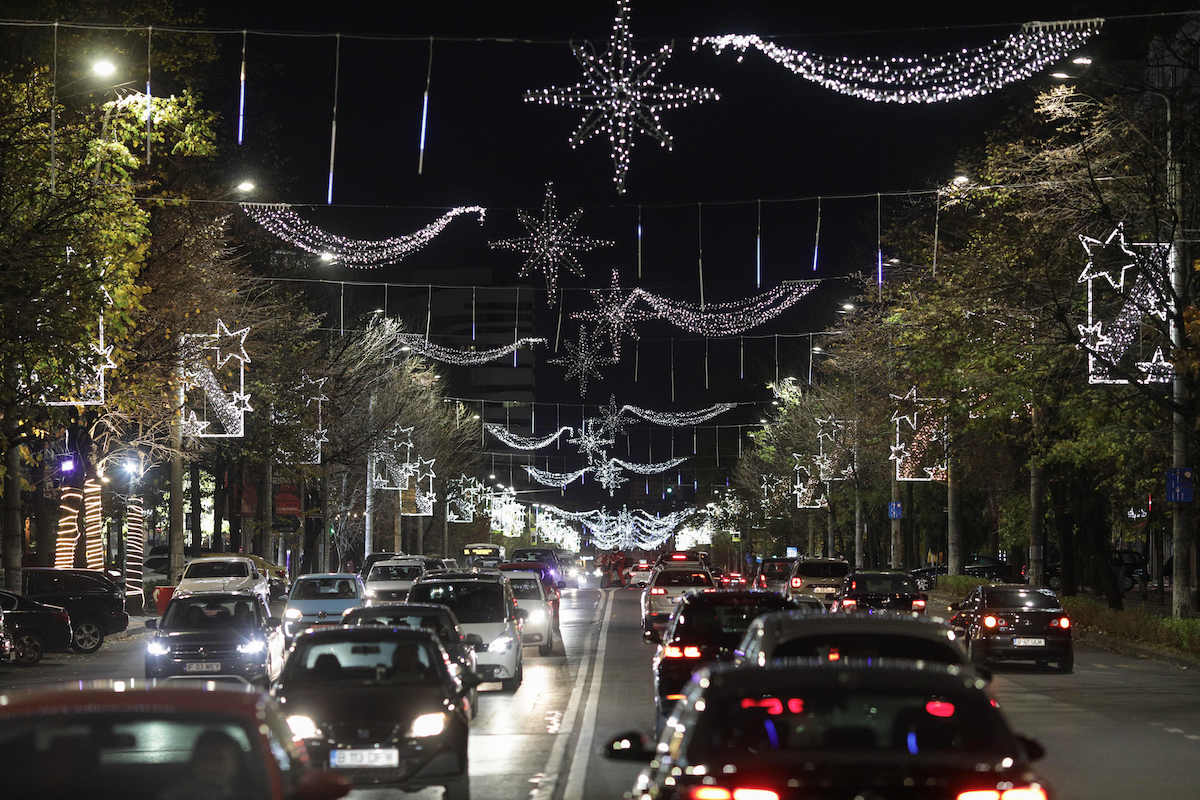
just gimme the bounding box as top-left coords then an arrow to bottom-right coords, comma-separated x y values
400,335 -> 545,365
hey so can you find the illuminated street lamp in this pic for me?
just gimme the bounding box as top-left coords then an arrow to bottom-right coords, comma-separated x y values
235,180 -> 255,193
92,59 -> 117,78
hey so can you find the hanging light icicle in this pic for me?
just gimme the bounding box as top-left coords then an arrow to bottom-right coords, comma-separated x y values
237,30 -> 247,145
812,197 -> 821,272
145,27 -> 153,165
755,199 -> 762,288
697,203 -> 705,309
418,36 -> 434,174
327,34 -> 341,204
636,205 -> 643,280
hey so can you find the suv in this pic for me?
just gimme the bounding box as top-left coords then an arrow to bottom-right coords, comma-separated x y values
22,567 -> 128,653
641,566 -> 714,637
176,557 -> 271,608
786,557 -> 851,605
407,572 -> 527,691
364,558 -> 429,604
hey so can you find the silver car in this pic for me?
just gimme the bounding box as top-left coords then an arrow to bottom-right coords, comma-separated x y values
786,557 -> 851,604
640,566 -> 714,635
754,556 -> 797,594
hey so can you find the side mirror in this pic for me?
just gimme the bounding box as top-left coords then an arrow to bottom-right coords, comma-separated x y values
144,619 -> 157,630
642,627 -> 661,645
1017,734 -> 1045,762
463,633 -> 484,649
292,769 -> 352,800
603,730 -> 656,762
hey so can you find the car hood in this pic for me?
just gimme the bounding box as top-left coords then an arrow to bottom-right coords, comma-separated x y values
279,683 -> 448,727
156,629 -> 260,646
366,580 -> 415,591
178,576 -> 257,593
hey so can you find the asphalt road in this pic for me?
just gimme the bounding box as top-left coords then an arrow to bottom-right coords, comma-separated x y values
3,588 -> 1199,800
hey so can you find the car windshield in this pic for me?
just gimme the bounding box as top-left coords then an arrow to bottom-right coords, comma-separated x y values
509,578 -> 543,599
796,562 -> 850,579
162,597 -> 260,630
368,564 -> 424,582
347,611 -> 454,642
0,713 -> 266,796
985,589 -> 1061,609
688,687 -> 1014,759
771,634 -> 960,664
512,550 -> 555,563
407,582 -> 504,623
184,561 -> 248,579
655,571 -> 713,587
286,637 -> 442,685
291,578 -> 358,600
761,561 -> 792,578
144,557 -> 168,572
674,598 -> 793,641
849,574 -> 918,594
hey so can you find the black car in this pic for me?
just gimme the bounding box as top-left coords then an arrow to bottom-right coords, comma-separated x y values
650,590 -> 797,721
145,590 -> 285,684
272,626 -> 476,798
832,570 -> 928,614
949,584 -> 1073,673
0,608 -> 11,663
605,660 -> 1052,800
0,589 -> 73,664
22,567 -> 128,653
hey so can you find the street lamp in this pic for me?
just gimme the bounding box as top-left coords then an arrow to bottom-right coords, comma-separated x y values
319,252 -> 335,263
235,180 -> 255,193
92,59 -> 117,78
953,175 -> 970,186
841,303 -> 855,311
1050,72 -> 1072,80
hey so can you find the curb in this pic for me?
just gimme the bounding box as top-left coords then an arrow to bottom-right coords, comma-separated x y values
108,618 -> 156,644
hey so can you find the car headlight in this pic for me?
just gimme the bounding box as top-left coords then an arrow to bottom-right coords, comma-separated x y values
567,568 -> 578,577
363,588 -> 377,598
237,639 -> 266,655
527,608 -> 547,625
146,640 -> 170,656
488,635 -> 514,653
407,712 -> 447,737
593,568 -> 603,577
284,607 -> 303,620
286,714 -> 322,740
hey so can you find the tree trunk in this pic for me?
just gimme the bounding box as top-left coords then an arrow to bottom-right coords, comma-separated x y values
1053,481 -> 1078,595
320,460 -> 332,573
229,461 -> 243,553
905,480 -> 918,568
189,462 -> 202,554
1029,459 -> 1045,588
33,459 -> 56,566
947,458 -> 962,575
806,513 -> 815,556
3,444 -> 23,591
393,492 -> 403,554
854,482 -> 864,568
256,461 -> 271,556
826,490 -> 836,558
168,453 -> 185,584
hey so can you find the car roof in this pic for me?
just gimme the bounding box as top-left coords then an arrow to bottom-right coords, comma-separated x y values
415,571 -> 504,582
796,557 -> 848,563
699,658 -> 985,694
292,625 -> 440,643
849,569 -> 911,576
171,589 -> 260,600
760,556 -> 796,563
295,572 -> 359,580
498,569 -> 543,580
0,680 -> 266,717
372,558 -> 428,567
678,589 -> 793,605
756,610 -> 956,640
987,583 -> 1043,591
350,602 -> 454,617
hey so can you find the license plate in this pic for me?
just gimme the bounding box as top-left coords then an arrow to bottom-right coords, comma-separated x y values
331,749 -> 400,768
1013,638 -> 1046,647
183,662 -> 222,673
812,587 -> 835,594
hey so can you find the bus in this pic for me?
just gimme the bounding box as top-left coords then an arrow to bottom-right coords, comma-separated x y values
462,542 -> 505,567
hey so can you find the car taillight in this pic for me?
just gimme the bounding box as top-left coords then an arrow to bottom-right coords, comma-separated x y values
840,598 -> 857,610
689,789 -> 780,800
649,587 -> 667,595
912,598 -> 926,610
1051,616 -> 1071,629
983,615 -> 1000,628
790,577 -> 803,589
957,786 -> 1047,800
665,645 -> 703,658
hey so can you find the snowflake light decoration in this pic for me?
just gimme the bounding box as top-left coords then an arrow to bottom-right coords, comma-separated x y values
572,268 -> 638,360
1076,224 -> 1172,385
551,327 -> 608,396
524,0 -> 720,193
594,456 -> 628,496
568,417 -> 615,463
489,182 -> 612,301
597,394 -> 630,437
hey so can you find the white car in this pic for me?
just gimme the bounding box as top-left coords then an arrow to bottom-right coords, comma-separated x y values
641,566 -> 714,636
363,558 -> 427,604
282,573 -> 366,641
627,560 -> 654,587
504,569 -> 556,656
175,557 -> 269,608
407,573 -> 526,691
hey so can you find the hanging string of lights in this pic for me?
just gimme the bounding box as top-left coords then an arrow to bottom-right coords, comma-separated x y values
83,478 -> 104,570
486,424 -> 575,450
55,486 -> 82,569
241,204 -> 485,267
621,402 -> 736,427
695,19 -> 1102,104
628,283 -> 819,336
609,455 -> 688,475
523,464 -> 591,489
399,334 -> 546,366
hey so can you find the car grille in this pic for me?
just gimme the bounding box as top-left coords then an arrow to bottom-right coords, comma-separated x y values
376,590 -> 408,601
326,722 -> 399,742
172,645 -> 240,659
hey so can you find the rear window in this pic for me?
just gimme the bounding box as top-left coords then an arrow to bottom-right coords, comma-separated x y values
368,564 -> 424,582
849,574 -> 918,594
407,582 -> 505,624
771,633 -> 961,665
345,610 -> 453,642
286,637 -> 441,685
674,598 -> 793,638
984,589 -> 1061,609
509,578 -> 543,600
795,562 -> 850,579
184,561 -> 249,579
655,571 -> 713,588
760,561 -> 793,578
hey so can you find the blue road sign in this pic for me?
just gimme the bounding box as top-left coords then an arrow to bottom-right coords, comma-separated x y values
1166,468 -> 1194,503
888,501 -> 903,520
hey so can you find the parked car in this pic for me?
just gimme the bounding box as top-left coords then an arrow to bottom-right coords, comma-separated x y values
175,557 -> 271,608
785,557 -> 851,605
949,584 -> 1073,673
0,589 -> 72,664
0,680 -> 348,799
272,626 -> 476,798
0,608 -> 12,663
283,574 -> 367,642
832,569 -> 928,613
145,590 -> 286,685
604,660 -> 1050,800
190,553 -> 289,599
22,567 -> 127,653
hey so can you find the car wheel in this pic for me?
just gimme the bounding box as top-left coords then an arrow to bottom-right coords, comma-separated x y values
502,660 -> 524,692
71,622 -> 104,654
14,633 -> 43,665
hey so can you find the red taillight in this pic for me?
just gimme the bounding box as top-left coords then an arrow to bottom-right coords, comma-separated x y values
650,587 -> 667,595
827,647 -> 840,662
983,615 -> 999,628
925,700 -> 955,717
957,787 -> 1047,800
790,577 -> 803,589
1052,616 -> 1071,629
840,598 -> 857,611
671,554 -> 688,560
664,645 -> 703,659
912,598 -> 926,611
689,789 -> 731,800
689,789 -> 780,800
734,791 -> 780,800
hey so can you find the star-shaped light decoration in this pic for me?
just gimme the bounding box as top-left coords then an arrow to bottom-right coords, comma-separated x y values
889,386 -> 922,431
595,456 -> 628,496
232,392 -> 254,413
181,410 -> 211,437
815,416 -> 844,446
572,268 -> 638,360
213,319 -> 251,367
597,394 -> 630,437
523,0 -> 720,193
489,182 -> 613,302
551,326 -> 608,396
1078,224 -> 1144,291
414,456 -> 437,483
889,441 -> 910,465
1136,348 -> 1172,384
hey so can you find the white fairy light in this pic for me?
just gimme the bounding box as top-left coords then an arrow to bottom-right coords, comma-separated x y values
674,522 -> 713,551
525,0 -> 719,193
524,464 -> 591,489
621,402 -> 736,427
242,204 -> 485,268
47,275 -> 115,407
597,394 -> 630,437
372,425 -> 415,490
815,415 -> 856,481
572,268 -> 639,360
696,19 -> 1102,104
446,475 -> 485,523
489,182 -> 613,300
180,320 -> 252,438
568,418 -> 614,463
536,514 -> 581,552
488,486 -> 525,538
628,282 -> 819,336
124,495 -> 146,602
792,456 -> 829,509
398,335 -> 545,365
487,424 -> 575,450
1076,224 -> 1172,385
889,386 -> 948,482
402,456 -> 437,517
277,371 -> 328,465
551,327 -> 609,397
594,457 -> 628,496
609,456 -> 688,475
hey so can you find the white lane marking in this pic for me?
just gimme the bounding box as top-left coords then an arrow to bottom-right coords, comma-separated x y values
1165,727 -> 1184,734
563,587 -> 615,800
1187,735 -> 1200,741
530,589 -> 610,800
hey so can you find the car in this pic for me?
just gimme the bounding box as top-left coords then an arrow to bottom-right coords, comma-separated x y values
22,567 -> 128,653
603,660 -> 1051,800
786,557 -> 851,604
509,547 -> 565,583
272,626 -> 476,798
831,569 -> 928,613
283,574 -> 367,641
0,589 -> 72,664
754,556 -> 797,593
654,550 -> 708,568
910,564 -> 946,591
342,602 -> 483,715
627,560 -> 654,587
0,680 -> 348,800
0,608 -> 12,663
949,584 -> 1074,673
407,572 -> 527,691
175,557 -> 271,609
363,558 -> 428,604
496,561 -> 562,624
734,611 -> 969,670
721,570 -> 749,588
649,590 -> 798,720
641,566 -> 715,637
359,550 -> 400,577
502,569 -> 558,655
440,558 -> 460,570
145,590 -> 286,685
190,553 -> 289,599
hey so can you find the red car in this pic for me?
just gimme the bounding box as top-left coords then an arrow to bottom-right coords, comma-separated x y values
0,680 -> 348,800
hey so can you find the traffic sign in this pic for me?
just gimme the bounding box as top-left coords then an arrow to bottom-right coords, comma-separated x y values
1166,468 -> 1194,503
888,501 -> 903,520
